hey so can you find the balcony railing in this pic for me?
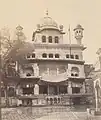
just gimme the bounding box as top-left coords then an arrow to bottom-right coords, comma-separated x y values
17,93 -> 93,99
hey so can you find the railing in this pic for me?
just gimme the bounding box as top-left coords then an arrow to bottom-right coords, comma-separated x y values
17,93 -> 93,99
17,94 -> 47,99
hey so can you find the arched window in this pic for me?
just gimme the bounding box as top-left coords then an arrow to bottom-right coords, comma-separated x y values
79,30 -> 81,33
66,54 -> 69,58
55,36 -> 59,43
27,54 -> 30,58
25,67 -> 33,77
55,54 -> 59,58
76,31 -> 78,34
8,87 -> 15,97
26,73 -> 31,76
42,53 -> 47,58
71,67 -> 79,77
70,54 -> 74,59
75,73 -> 79,77
71,73 -> 74,76
48,36 -> 52,43
49,53 -> 53,58
75,55 -> 79,59
32,53 -> 35,58
42,36 -> 46,43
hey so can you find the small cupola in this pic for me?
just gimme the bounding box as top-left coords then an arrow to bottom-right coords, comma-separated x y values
74,24 -> 84,45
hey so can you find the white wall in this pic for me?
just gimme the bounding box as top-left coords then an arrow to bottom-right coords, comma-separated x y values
68,63 -> 85,78
34,29 -> 63,44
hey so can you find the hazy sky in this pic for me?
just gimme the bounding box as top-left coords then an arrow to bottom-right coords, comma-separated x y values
0,0 -> 101,65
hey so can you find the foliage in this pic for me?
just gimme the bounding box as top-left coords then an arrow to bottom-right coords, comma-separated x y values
0,26 -> 34,71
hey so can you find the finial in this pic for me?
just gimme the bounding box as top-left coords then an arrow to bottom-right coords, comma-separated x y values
16,25 -> 23,31
46,9 -> 48,16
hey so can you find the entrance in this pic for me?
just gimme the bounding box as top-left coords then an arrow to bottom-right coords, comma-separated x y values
72,87 -> 80,93
22,99 -> 32,106
23,87 -> 34,95
49,86 -> 57,95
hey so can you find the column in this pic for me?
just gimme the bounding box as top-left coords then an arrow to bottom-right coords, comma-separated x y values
32,63 -> 39,77
57,86 -> 59,95
34,84 -> 39,95
68,81 -> 72,94
16,86 -> 23,106
82,82 -> 86,94
67,86 -> 68,94
17,99 -> 22,106
57,68 -> 59,75
65,66 -> 68,74
48,84 -> 49,95
95,89 -> 98,111
16,85 -> 23,95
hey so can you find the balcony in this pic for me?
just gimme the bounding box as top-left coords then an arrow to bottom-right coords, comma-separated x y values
26,57 -> 85,62
17,93 -> 93,99
19,73 -> 41,79
17,94 -> 47,99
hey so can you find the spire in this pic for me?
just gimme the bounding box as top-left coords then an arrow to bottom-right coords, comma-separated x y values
46,9 -> 49,16
68,25 -> 71,55
74,24 -> 84,45
68,24 -> 71,44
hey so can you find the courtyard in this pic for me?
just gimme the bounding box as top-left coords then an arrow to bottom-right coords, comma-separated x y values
1,106 -> 101,120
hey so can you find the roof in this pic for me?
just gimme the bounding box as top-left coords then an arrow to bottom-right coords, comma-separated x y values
41,72 -> 68,83
40,16 -> 58,29
73,24 -> 84,31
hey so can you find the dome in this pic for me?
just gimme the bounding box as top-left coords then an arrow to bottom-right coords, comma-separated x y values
76,24 -> 82,28
39,16 -> 58,29
74,24 -> 84,31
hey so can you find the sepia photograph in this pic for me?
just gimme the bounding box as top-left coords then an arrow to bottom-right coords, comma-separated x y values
0,0 -> 101,120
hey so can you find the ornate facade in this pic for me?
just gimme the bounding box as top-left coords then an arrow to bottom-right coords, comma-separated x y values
2,13 -> 92,107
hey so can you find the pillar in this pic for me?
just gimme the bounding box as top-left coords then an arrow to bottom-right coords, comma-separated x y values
16,86 -> 23,95
17,99 -> 22,106
4,85 -> 9,107
67,86 -> 68,94
82,82 -> 86,94
34,84 -> 39,95
68,81 -> 72,94
95,89 -> 98,111
32,63 -> 39,77
57,86 -> 59,95
48,84 -> 49,95
57,68 -> 59,75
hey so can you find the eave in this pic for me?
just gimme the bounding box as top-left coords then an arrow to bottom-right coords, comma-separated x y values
26,58 -> 85,65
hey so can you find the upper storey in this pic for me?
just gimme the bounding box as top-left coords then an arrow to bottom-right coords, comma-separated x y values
27,12 -> 86,62
32,13 -> 65,44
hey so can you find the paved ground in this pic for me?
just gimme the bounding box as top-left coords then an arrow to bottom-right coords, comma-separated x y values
1,106 -> 101,120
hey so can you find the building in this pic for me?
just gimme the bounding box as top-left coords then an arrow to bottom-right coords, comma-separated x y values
2,12 -> 92,107
93,48 -> 101,110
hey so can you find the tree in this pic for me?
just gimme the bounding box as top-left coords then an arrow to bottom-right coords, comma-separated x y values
0,26 -> 34,70
0,26 -> 34,107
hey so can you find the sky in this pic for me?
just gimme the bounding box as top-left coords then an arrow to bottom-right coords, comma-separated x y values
0,0 -> 101,65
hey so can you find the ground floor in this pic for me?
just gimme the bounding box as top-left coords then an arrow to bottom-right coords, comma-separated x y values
1,78 -> 92,107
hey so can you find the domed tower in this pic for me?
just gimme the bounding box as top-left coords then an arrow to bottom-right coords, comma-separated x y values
32,11 -> 65,43
15,25 -> 26,41
73,24 -> 84,45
